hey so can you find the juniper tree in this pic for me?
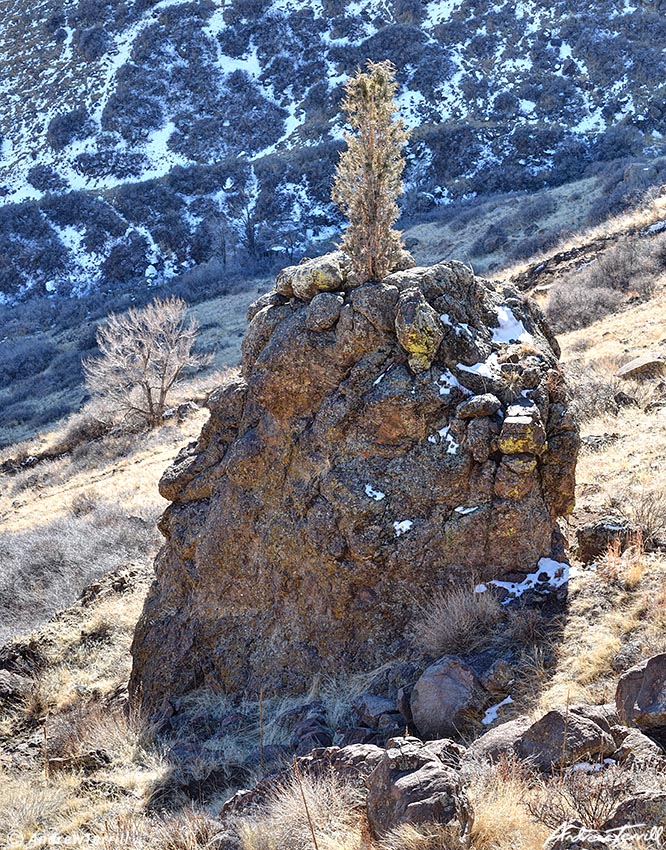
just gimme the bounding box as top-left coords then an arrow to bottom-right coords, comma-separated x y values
332,60 -> 409,282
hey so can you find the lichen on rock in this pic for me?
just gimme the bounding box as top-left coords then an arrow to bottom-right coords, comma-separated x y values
130,252 -> 579,714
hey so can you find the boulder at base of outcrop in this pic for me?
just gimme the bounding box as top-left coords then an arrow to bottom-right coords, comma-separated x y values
603,791 -> 666,829
616,653 -> 666,732
464,706 -> 616,771
517,708 -> 616,771
365,737 -> 471,838
576,516 -> 639,563
410,657 -> 489,739
130,253 -> 579,712
615,353 -> 666,380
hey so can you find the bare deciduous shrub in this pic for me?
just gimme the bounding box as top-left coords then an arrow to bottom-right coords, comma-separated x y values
528,764 -> 635,831
546,236 -> 659,333
564,362 -> 620,422
546,283 -> 622,334
412,584 -> 503,657
52,399 -> 114,455
70,489 -> 100,517
83,297 -> 211,429
238,769 -> 364,850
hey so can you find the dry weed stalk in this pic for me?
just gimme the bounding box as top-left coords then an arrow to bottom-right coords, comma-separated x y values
293,756 -> 320,850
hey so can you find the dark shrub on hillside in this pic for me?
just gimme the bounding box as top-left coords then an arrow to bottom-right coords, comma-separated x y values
0,505 -> 159,644
0,201 -> 50,240
356,25 -> 428,73
167,163 -> 240,195
519,194 -> 557,225
0,252 -> 23,296
217,21 -> 251,57
41,193 -> 126,248
547,283 -> 622,333
74,26 -> 112,60
593,125 -> 644,162
0,337 -> 56,384
509,230 -> 563,261
46,108 -> 93,150
74,0 -> 112,26
586,184 -> 646,225
470,225 -> 509,256
73,150 -> 147,179
27,165 -> 68,192
425,123 -> 485,184
112,180 -> 184,226
101,232 -> 149,283
392,0 -> 425,24
551,137 -> 591,183
44,10 -> 67,35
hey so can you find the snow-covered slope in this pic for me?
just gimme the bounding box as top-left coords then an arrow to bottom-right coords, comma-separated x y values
1,0 -> 665,297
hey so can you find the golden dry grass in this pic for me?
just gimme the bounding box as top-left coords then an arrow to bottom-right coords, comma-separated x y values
238,770 -> 365,850
0,411 -> 207,533
501,186 -> 666,283
467,763 -> 550,850
411,584 -> 504,657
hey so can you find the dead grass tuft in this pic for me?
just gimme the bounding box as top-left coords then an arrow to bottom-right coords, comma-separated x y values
238,769 -> 364,850
412,584 -> 504,658
377,822 -> 459,850
466,756 -> 549,850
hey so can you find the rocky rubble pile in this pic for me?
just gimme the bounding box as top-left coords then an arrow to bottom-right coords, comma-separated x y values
221,653 -> 666,845
131,251 -> 579,712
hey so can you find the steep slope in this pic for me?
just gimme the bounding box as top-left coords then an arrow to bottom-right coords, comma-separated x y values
2,0 -> 666,296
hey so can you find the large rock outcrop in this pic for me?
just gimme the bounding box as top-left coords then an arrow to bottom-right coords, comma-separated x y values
130,254 -> 579,713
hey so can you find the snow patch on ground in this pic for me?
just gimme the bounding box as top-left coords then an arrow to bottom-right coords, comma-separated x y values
457,353 -> 501,380
492,306 -> 534,345
427,424 -> 459,454
482,695 -> 513,725
394,519 -> 413,537
476,558 -> 570,604
365,484 -> 386,501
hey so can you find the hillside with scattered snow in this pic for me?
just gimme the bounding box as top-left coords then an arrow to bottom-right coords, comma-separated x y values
1,0 -> 666,297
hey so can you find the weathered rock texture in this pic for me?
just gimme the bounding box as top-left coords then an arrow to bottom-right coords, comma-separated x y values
130,254 -> 579,712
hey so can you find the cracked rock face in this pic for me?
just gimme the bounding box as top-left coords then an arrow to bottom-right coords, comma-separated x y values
130,254 -> 579,713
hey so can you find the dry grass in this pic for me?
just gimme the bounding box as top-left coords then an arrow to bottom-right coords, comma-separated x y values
411,584 -> 504,658
0,503 -> 159,646
536,549 -> 666,709
238,770 -> 365,850
466,757 -> 550,850
502,185 -> 666,283
377,823 -> 459,850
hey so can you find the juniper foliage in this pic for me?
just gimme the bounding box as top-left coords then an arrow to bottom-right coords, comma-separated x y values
332,60 -> 409,281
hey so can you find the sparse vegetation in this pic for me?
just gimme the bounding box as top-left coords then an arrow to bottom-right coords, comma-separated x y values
0,503 -> 159,645
546,233 -> 663,333
238,771 -> 365,850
